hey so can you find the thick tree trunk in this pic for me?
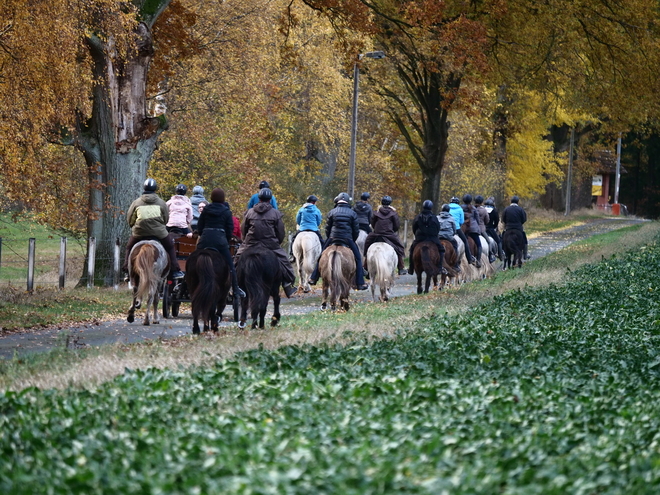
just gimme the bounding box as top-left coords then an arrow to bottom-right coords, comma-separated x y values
77,22 -> 166,286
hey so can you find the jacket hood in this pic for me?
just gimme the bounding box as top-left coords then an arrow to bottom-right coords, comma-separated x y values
254,202 -> 273,213
302,202 -> 316,209
354,202 -> 370,212
141,193 -> 161,203
438,211 -> 452,219
378,206 -> 396,218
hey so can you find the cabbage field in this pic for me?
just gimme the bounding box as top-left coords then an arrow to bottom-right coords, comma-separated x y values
2,239 -> 660,493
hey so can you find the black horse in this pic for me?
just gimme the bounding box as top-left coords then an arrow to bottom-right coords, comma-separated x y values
185,249 -> 232,334
502,229 -> 525,270
236,247 -> 282,329
412,241 -> 440,294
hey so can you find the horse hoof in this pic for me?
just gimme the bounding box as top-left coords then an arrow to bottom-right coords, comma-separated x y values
237,321 -> 246,329
135,301 -> 141,309
127,315 -> 134,323
271,317 -> 279,327
320,303 -> 327,310
303,288 -> 310,293
143,321 -> 150,326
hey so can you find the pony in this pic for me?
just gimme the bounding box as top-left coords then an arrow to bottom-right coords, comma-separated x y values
412,241 -> 440,294
366,242 -> 397,302
439,239 -> 459,288
319,244 -> 356,311
292,231 -> 322,293
502,229 -> 525,270
236,247 -> 282,329
127,240 -> 169,326
185,248 -> 231,334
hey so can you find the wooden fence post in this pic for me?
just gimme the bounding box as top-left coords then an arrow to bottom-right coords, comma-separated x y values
87,237 -> 96,288
59,236 -> 67,290
0,237 -> 3,270
27,238 -> 36,293
113,238 -> 121,290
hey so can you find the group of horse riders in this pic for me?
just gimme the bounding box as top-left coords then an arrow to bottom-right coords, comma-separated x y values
123,178 -> 530,299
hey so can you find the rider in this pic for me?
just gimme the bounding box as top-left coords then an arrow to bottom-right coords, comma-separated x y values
236,188 -> 297,297
289,195 -> 324,262
166,184 -> 193,236
309,192 -> 368,290
408,200 -> 447,275
247,180 -> 278,210
364,196 -> 407,276
190,185 -> 207,231
449,196 -> 476,266
462,194 -> 483,268
195,188 -> 246,298
484,197 -> 503,261
123,178 -> 184,280
475,195 -> 497,263
353,192 -> 373,234
501,195 -> 530,260
437,204 -> 461,272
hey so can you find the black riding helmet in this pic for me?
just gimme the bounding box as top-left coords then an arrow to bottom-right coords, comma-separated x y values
463,194 -> 473,204
450,196 -> 460,204
175,184 -> 187,195
381,196 -> 392,206
474,195 -> 484,205
143,178 -> 158,193
334,192 -> 350,204
258,188 -> 273,201
259,180 -> 270,189
307,195 -> 318,203
441,204 -> 450,212
485,197 -> 495,206
422,200 -> 433,210
361,192 -> 370,201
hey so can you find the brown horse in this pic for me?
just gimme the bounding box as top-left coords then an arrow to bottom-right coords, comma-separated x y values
185,248 -> 232,334
127,240 -> 169,325
412,241 -> 440,294
440,240 -> 459,287
319,245 -> 356,311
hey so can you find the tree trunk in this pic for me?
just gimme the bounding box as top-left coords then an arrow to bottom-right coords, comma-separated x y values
77,22 -> 167,286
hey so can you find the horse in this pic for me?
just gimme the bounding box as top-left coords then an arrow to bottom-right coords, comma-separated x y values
127,240 -> 169,326
412,241 -> 440,294
319,244 -> 356,311
236,247 -> 282,329
502,229 -> 525,269
292,231 -> 322,293
366,242 -> 397,302
185,248 -> 231,334
439,239 -> 460,288
356,229 -> 367,259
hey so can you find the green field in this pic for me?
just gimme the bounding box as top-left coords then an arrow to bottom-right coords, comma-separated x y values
1,227 -> 659,492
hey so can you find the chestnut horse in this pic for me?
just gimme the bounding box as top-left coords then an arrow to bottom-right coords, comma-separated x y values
127,240 -> 169,326
319,244 -> 356,311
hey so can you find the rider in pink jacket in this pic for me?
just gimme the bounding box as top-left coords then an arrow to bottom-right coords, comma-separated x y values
166,184 -> 193,236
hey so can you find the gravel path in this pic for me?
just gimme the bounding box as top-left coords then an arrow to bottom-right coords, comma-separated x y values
0,217 -> 645,359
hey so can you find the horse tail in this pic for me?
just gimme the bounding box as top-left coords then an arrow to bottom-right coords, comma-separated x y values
191,252 -> 219,325
135,245 -> 159,305
330,249 -> 350,304
421,244 -> 436,275
243,254 -> 270,316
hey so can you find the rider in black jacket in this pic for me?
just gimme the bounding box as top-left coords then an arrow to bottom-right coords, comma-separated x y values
310,192 -> 368,290
353,192 -> 373,233
501,195 -> 530,259
408,200 -> 447,275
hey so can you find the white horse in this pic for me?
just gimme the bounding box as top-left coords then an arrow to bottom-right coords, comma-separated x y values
366,242 -> 397,302
292,231 -> 322,293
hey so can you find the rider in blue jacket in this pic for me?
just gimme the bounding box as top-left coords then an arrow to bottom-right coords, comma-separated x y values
247,180 -> 278,210
289,195 -> 324,261
449,196 -> 475,266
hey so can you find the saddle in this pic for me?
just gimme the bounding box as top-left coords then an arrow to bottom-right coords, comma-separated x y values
330,238 -> 351,248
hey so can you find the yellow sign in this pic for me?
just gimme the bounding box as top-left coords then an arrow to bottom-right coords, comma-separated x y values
592,175 -> 603,196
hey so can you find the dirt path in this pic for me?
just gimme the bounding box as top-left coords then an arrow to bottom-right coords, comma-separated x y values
0,217 -> 645,359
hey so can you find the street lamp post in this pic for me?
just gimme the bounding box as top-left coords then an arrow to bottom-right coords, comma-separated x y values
347,51 -> 385,201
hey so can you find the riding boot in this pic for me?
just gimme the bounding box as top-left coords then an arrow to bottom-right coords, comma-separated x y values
475,241 -> 483,268
438,250 -> 448,275
230,269 -> 246,299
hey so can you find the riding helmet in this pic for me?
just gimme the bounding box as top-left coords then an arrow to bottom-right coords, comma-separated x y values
334,192 -> 350,204
175,184 -> 187,195
450,196 -> 460,204
441,204 -> 450,212
422,200 -> 433,210
381,196 -> 392,206
258,188 -> 273,201
307,195 -> 318,203
143,178 -> 158,193
511,195 -> 520,204
192,185 -> 204,195
462,194 -> 473,204
474,195 -> 484,205
485,197 -> 495,206
361,192 -> 371,201
259,180 -> 270,189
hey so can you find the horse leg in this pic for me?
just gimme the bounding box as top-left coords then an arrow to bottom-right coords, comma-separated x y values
271,293 -> 281,327
211,311 -> 219,332
127,286 -> 137,323
258,306 -> 266,329
192,317 -> 201,335
321,282 -> 329,310
142,293 -> 151,326
416,271 -> 423,295
424,272 -> 432,294
238,296 -> 248,329
152,291 -> 160,325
